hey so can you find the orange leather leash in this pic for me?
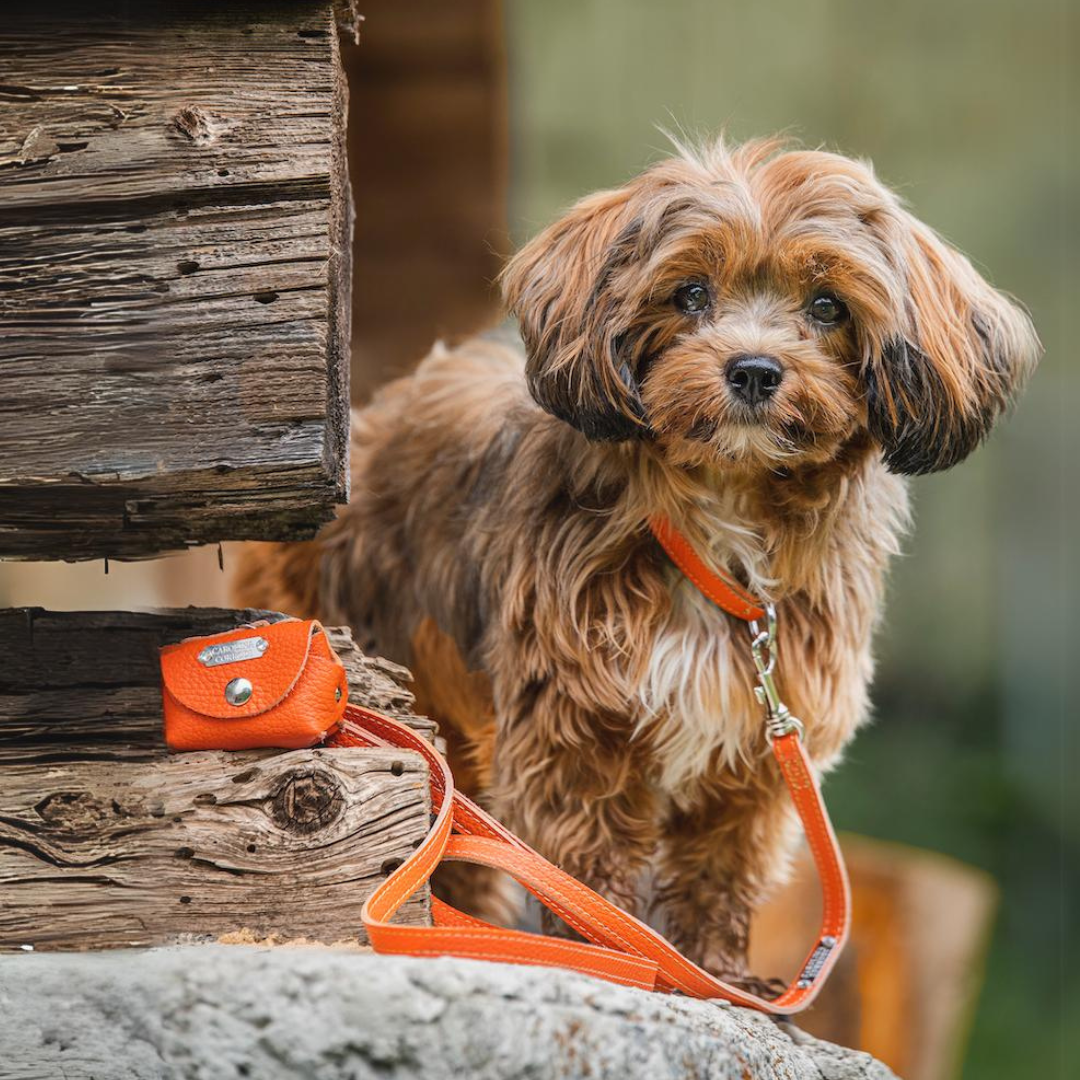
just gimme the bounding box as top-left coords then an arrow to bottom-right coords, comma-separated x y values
331,515 -> 850,1014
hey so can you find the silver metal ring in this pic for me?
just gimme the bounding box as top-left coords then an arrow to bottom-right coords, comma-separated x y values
765,715 -> 805,745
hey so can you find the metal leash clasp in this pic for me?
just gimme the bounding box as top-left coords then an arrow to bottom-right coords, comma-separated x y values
747,603 -> 804,744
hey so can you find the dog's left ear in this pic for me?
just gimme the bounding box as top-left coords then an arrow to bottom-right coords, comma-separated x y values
500,186 -> 648,441
866,215 -> 1041,475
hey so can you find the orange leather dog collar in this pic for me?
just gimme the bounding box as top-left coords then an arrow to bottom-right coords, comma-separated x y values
649,514 -> 767,621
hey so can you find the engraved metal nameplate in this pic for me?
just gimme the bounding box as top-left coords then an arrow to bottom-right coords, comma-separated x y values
795,935 -> 838,989
197,636 -> 268,667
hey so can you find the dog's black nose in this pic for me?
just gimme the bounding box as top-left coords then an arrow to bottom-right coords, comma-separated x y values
726,355 -> 783,407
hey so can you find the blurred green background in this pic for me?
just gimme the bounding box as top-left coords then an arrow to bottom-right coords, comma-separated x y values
503,1 -> 1075,1076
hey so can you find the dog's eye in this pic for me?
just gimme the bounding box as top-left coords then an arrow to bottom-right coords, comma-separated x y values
674,283 -> 711,315
809,294 -> 848,325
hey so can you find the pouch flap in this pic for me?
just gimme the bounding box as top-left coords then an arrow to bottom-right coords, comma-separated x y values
160,619 -> 318,720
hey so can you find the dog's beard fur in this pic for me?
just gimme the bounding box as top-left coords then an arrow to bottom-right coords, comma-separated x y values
234,137 -> 1040,982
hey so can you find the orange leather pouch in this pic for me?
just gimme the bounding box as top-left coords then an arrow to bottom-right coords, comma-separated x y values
160,619 -> 349,751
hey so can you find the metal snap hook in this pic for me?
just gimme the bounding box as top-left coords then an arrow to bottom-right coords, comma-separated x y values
746,603 -> 803,742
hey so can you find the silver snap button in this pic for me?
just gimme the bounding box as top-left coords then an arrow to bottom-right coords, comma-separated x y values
224,677 -> 253,706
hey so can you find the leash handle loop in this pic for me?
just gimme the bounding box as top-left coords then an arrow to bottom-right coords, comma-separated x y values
338,701 -> 849,1015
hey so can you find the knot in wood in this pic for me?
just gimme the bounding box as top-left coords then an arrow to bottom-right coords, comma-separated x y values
170,105 -> 223,144
269,769 -> 344,835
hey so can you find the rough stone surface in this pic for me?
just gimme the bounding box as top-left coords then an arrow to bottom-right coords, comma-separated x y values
0,946 -> 897,1079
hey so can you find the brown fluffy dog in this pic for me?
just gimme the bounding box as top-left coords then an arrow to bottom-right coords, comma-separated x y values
234,138 -> 1039,988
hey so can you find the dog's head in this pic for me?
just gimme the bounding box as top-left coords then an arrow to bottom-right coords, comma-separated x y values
501,138 -> 1040,474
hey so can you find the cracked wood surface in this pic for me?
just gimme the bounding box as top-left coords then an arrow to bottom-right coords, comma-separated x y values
0,745 -> 430,951
0,606 -> 434,950
0,2 -> 352,559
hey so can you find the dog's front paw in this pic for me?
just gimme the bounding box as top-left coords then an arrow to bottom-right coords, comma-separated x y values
694,948 -> 786,1000
539,905 -> 587,941
724,973 -> 788,1000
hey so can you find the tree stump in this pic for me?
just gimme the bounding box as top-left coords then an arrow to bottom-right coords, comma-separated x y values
0,607 -> 434,950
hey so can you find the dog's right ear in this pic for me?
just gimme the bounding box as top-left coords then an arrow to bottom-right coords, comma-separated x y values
500,187 -> 648,441
864,212 -> 1041,475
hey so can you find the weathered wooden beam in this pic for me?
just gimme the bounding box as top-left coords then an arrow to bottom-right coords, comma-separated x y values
0,606 -> 435,949
0,3 -> 356,560
0,744 -> 429,951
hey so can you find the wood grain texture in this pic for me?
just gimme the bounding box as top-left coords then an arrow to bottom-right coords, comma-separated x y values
0,604 -> 435,950
0,2 -> 353,560
0,745 -> 429,950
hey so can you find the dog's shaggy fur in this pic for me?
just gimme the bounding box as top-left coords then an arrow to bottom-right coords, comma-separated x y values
234,138 -> 1039,986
